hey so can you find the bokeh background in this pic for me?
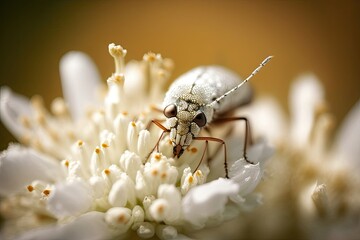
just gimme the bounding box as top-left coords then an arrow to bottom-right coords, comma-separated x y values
0,1 -> 359,150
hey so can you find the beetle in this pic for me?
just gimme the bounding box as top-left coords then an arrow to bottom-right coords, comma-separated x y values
151,56 -> 273,178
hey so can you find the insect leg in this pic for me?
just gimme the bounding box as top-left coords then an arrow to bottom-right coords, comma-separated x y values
146,120 -> 170,160
213,117 -> 253,164
193,136 -> 229,179
202,127 -> 212,163
192,140 -> 209,173
146,119 -> 166,130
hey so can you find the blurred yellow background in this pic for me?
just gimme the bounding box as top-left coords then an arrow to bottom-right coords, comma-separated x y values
0,1 -> 359,150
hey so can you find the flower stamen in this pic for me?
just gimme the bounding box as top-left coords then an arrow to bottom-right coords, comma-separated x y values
77,140 -> 83,147
63,159 -> 70,168
117,214 -> 127,223
161,172 -> 167,179
143,52 -> 161,63
108,43 -> 127,75
188,175 -> 194,184
102,143 -> 109,148
151,169 -> 158,176
157,204 -> 164,214
20,116 -> 31,129
27,185 -> 34,192
191,147 -> 197,153
95,147 -> 101,154
154,153 -> 161,161
51,98 -> 69,117
42,189 -> 51,196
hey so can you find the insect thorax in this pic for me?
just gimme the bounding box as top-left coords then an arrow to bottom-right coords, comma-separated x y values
164,96 -> 211,153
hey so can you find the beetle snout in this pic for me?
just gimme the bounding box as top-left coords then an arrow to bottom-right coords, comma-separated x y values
173,144 -> 184,158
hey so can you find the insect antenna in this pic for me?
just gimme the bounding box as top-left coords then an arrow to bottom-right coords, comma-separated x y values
208,56 -> 273,108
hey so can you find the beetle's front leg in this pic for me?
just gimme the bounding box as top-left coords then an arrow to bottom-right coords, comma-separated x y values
145,120 -> 170,161
193,136 -> 229,179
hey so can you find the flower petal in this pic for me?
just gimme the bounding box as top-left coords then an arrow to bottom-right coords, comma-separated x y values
157,184 -> 182,224
150,198 -> 170,222
156,224 -> 179,240
208,138 -> 273,181
182,178 -> 239,228
229,159 -> 262,196
105,207 -> 133,234
14,212 -> 111,240
0,145 -> 62,196
289,74 -> 324,148
108,178 -> 130,207
136,222 -> 155,239
0,87 -> 32,139
47,179 -> 92,218
333,99 -> 360,168
59,51 -> 102,121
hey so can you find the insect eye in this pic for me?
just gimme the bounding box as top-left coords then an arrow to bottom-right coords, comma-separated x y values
193,112 -> 207,127
163,104 -> 177,118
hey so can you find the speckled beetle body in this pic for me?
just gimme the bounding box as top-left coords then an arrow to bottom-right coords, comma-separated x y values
156,56 -> 272,170
163,66 -> 252,157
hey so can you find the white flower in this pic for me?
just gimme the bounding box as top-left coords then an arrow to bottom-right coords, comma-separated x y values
229,74 -> 360,240
0,43 -> 273,239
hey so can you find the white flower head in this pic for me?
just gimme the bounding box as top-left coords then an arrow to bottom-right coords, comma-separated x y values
235,74 -> 360,240
0,43 -> 273,239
